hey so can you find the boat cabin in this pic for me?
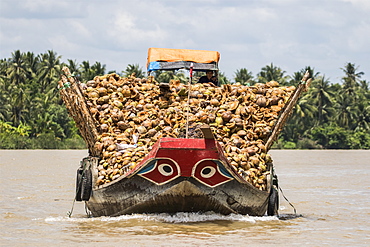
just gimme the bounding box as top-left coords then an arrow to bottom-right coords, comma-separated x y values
146,47 -> 220,80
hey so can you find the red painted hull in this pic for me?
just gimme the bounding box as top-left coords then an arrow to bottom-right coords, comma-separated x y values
84,138 -> 273,216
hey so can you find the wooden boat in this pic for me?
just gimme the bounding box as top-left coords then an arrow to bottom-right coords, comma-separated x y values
61,48 -> 310,217
82,135 -> 276,217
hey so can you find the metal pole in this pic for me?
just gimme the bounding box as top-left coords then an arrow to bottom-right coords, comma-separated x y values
185,63 -> 193,138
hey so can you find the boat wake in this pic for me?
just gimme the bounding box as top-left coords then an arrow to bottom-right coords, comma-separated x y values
277,213 -> 303,220
42,212 -> 279,223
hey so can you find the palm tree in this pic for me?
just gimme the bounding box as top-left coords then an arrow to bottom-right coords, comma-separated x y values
38,50 -> 62,94
215,71 -> 228,85
234,68 -> 254,85
0,80 -> 11,122
309,76 -> 335,125
8,86 -> 29,126
79,61 -> 93,82
123,64 -> 144,78
282,92 -> 317,143
173,70 -> 188,84
154,71 -> 173,83
292,93 -> 317,121
341,62 -> 364,100
91,62 -> 106,76
257,63 -> 289,85
154,70 -> 191,84
359,80 -> 369,91
79,61 -> 106,81
289,66 -> 319,86
334,93 -> 355,129
64,59 -> 80,78
7,50 -> 29,86
24,52 -> 40,79
353,101 -> 370,131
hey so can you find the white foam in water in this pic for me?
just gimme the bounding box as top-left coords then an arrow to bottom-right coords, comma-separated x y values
43,212 -> 278,223
144,212 -> 279,223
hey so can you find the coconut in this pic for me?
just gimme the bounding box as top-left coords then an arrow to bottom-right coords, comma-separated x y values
74,73 -> 296,189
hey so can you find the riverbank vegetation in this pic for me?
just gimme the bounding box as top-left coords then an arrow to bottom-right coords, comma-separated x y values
0,50 -> 369,149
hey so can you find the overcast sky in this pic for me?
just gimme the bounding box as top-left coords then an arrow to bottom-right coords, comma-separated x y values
1,0 -> 369,83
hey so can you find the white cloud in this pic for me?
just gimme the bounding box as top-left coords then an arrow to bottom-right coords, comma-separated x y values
0,0 -> 85,19
342,0 -> 370,10
107,12 -> 168,50
348,21 -> 370,52
0,0 -> 369,82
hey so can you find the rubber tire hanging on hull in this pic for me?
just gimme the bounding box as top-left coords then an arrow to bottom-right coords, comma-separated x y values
76,167 -> 83,201
267,185 -> 279,216
76,167 -> 92,201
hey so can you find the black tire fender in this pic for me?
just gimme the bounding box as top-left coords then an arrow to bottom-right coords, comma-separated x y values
267,185 -> 279,216
76,167 -> 83,201
80,168 -> 92,201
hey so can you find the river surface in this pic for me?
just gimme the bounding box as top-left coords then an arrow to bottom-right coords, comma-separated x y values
1,150 -> 369,246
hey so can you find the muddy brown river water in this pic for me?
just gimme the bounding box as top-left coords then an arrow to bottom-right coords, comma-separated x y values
1,150 -> 369,246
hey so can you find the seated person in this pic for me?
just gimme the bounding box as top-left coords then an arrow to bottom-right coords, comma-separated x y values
198,71 -> 218,86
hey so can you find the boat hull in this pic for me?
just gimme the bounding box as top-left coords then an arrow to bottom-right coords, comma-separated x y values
87,173 -> 269,217
81,137 -> 272,217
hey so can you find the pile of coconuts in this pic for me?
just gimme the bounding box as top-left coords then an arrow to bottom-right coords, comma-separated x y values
79,73 -> 295,190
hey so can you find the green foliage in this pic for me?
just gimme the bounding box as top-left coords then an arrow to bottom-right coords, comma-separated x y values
278,62 -> 369,149
296,138 -> 323,149
0,50 -> 105,149
217,71 -> 230,85
0,51 -> 368,150
257,63 -> 290,85
234,68 -> 254,85
0,133 -> 32,149
123,64 -> 145,78
348,131 -> 370,149
78,61 -> 106,82
283,141 -> 296,149
307,124 -> 350,149
154,70 -> 188,84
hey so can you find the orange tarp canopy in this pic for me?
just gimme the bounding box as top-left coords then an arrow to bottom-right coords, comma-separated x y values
147,48 -> 220,65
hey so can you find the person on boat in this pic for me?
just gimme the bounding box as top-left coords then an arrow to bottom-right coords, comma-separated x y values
198,70 -> 218,86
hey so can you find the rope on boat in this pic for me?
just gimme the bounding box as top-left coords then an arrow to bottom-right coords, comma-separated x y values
67,160 -> 88,218
67,171 -> 83,217
279,185 -> 297,215
67,199 -> 76,218
84,202 -> 92,217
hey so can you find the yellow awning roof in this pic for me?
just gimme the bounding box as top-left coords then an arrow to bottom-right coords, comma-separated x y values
147,48 -> 220,65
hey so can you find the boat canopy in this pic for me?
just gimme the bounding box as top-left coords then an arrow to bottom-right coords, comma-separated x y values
147,48 -> 220,72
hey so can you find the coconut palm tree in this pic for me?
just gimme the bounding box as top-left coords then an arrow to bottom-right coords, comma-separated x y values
281,92 -> 317,143
217,71 -> 231,85
289,66 -> 319,86
7,50 -> 29,86
64,59 -> 80,78
24,52 -> 40,80
334,93 -> 355,129
309,76 -> 335,125
359,79 -> 369,91
257,63 -> 289,85
8,85 -> 29,126
292,93 -> 317,122
90,62 -> 106,77
79,61 -> 106,82
38,50 -> 62,94
79,61 -> 94,82
124,64 -> 144,78
341,62 -> 364,101
353,101 -> 370,131
0,80 -> 11,122
234,68 -> 254,85
0,59 -> 11,121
